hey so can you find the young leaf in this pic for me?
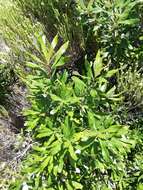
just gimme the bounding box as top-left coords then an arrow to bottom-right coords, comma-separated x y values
51,34 -> 58,49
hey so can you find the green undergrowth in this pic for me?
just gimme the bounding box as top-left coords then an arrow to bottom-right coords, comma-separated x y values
9,35 -> 142,190
0,0 -> 143,189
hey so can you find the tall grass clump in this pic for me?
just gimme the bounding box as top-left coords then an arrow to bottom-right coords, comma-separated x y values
0,0 -> 44,67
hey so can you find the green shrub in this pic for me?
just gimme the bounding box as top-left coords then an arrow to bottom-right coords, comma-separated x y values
9,36 -> 138,190
117,65 -> 143,127
77,0 -> 143,63
0,1 -> 142,189
0,46 -> 15,107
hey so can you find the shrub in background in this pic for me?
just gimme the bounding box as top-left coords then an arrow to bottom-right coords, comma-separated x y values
0,0 -> 44,111
77,0 -> 143,63
13,0 -> 143,75
117,65 -> 143,126
0,0 -> 44,67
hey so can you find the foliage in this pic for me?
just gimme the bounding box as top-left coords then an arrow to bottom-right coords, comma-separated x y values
0,0 -> 43,110
9,36 -> 139,190
14,0 -> 85,63
0,0 -> 43,66
0,1 -> 143,189
117,64 -> 143,127
13,0 -> 143,70
77,0 -> 143,63
0,63 -> 13,105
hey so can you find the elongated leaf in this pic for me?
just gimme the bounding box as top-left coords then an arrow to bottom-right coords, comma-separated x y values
72,76 -> 86,95
119,19 -> 139,25
39,157 -> 50,172
88,111 -> 96,130
100,140 -> 110,162
26,62 -> 48,76
93,51 -> 103,77
68,143 -> 78,161
52,57 -> 68,69
36,128 -> 53,138
50,141 -> 62,155
87,0 -> 94,10
52,41 -> 69,68
50,94 -> 63,102
105,69 -> 118,78
26,62 -> 41,69
78,0 -> 87,9
27,52 -> 44,64
35,34 -> 49,61
106,86 -> 116,97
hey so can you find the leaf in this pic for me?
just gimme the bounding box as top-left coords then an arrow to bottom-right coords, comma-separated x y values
119,19 -> 139,25
27,53 -> 44,64
26,62 -> 49,77
52,41 -> 69,68
78,0 -> 87,10
62,116 -> 75,139
48,156 -> 54,173
32,146 -> 46,153
84,59 -> 93,79
36,128 -> 53,138
66,181 -> 74,190
50,141 -> 62,155
139,36 -> 143,41
72,76 -> 86,95
52,57 -> 68,69
72,181 -> 83,189
106,86 -> 116,98
88,111 -> 96,130
51,34 -> 58,49
100,140 -> 110,162
44,135 -> 55,147
137,184 -> 143,190
105,69 -> 118,78
38,34 -> 49,60
50,94 -> 63,102
68,142 -> 78,161
87,0 -> 94,10
61,70 -> 68,83
93,51 -> 103,77
105,125 -> 129,134
90,89 -> 97,97
26,62 -> 41,69
39,156 -> 50,172
110,138 -> 127,154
